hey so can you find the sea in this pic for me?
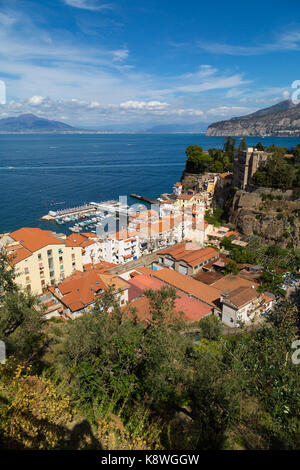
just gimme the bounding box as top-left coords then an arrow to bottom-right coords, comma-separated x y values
0,133 -> 299,235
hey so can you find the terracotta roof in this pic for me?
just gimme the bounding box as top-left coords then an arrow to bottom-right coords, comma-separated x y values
211,274 -> 258,292
10,227 -> 64,253
98,273 -> 129,291
65,233 -> 95,248
158,243 -> 219,268
127,273 -> 212,321
146,268 -> 222,308
177,194 -> 192,200
50,270 -> 128,312
194,271 -> 224,285
83,261 -> 117,273
222,286 -> 258,309
8,245 -> 31,266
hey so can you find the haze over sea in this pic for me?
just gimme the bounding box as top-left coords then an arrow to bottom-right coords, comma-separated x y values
0,134 -> 299,234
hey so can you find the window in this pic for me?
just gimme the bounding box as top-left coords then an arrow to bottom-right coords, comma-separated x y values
49,270 -> 54,278
41,280 -> 45,286
47,249 -> 52,257
24,267 -> 29,274
38,254 -> 42,261
50,279 -> 55,286
26,285 -> 31,291
25,276 -> 30,282
59,256 -> 63,262
72,253 -> 75,260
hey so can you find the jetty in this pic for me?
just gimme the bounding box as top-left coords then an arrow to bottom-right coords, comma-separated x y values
130,193 -> 158,205
41,204 -> 96,221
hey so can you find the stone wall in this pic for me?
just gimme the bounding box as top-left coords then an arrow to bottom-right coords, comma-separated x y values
228,188 -> 300,248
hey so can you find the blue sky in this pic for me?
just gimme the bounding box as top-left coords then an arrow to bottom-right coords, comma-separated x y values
0,0 -> 299,129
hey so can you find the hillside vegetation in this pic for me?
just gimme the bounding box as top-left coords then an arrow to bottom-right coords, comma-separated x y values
0,252 -> 300,450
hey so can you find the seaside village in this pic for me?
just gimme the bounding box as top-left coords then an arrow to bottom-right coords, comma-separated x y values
1,147 -> 277,329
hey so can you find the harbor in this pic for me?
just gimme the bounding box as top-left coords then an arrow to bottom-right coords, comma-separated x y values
41,200 -> 141,234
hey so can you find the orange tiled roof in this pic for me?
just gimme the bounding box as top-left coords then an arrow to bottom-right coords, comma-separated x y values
127,273 -> 212,322
158,243 -> 219,268
83,261 -> 117,273
65,233 -> 95,248
8,245 -> 31,266
211,274 -> 258,292
222,286 -> 258,309
10,227 -> 64,253
177,194 -> 193,200
50,270 -> 128,312
148,268 -> 222,308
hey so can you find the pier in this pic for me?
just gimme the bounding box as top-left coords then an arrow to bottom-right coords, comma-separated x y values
130,193 -> 158,205
41,204 -> 96,221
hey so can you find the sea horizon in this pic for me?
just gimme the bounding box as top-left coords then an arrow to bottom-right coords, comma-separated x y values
1,133 -> 299,235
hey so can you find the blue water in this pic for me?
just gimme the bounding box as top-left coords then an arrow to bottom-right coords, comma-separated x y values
0,134 -> 299,234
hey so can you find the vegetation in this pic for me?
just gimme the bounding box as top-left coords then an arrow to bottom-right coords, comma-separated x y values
252,152 -> 299,190
184,137 -> 237,174
204,208 -> 224,227
0,249 -> 300,450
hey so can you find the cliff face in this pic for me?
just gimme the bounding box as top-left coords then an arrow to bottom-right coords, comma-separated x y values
228,188 -> 300,248
206,100 -> 300,136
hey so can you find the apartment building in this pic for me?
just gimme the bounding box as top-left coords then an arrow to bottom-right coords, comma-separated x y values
65,232 -> 103,265
5,227 -> 83,295
102,230 -> 140,264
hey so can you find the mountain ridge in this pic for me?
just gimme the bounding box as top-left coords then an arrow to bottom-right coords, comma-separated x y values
0,114 -> 75,132
206,100 -> 300,136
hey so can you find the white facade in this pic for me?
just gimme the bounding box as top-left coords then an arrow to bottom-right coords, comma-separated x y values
101,234 -> 140,264
173,182 -> 182,196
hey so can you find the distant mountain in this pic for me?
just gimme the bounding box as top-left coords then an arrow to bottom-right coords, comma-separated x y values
206,100 -> 300,136
0,114 -> 75,132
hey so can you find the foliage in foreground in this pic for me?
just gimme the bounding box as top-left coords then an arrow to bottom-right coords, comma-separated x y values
0,251 -> 300,450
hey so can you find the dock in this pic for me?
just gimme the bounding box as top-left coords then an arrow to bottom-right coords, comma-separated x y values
41,204 -> 96,221
130,193 -> 158,205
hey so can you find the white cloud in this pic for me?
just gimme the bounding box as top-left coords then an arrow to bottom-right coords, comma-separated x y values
197,30 -> 300,56
63,0 -> 114,11
28,95 -> 45,105
207,106 -> 253,117
112,48 -> 129,62
120,100 -> 169,110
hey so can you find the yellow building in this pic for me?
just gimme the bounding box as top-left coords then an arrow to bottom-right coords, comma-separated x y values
3,228 -> 83,295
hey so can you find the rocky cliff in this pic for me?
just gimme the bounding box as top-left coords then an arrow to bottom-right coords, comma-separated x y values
228,188 -> 300,248
206,100 -> 300,137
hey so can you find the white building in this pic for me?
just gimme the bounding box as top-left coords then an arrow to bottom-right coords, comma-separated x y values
101,230 -> 140,264
66,232 -> 103,265
173,182 -> 182,196
220,286 -> 274,327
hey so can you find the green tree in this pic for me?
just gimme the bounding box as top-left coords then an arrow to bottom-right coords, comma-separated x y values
238,138 -> 247,152
224,260 -> 240,275
199,315 -> 222,340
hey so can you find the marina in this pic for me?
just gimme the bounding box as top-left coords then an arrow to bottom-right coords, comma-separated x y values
41,200 -> 140,234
